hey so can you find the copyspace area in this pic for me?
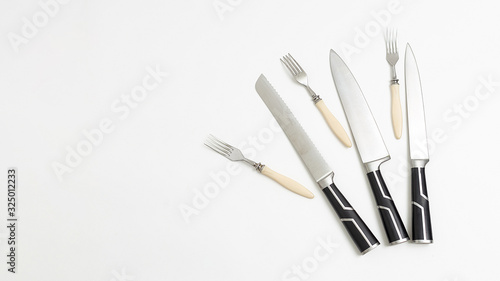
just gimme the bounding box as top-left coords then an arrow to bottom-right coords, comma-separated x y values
0,1 -> 498,280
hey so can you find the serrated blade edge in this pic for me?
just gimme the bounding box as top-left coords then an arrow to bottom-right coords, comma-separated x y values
255,74 -> 332,182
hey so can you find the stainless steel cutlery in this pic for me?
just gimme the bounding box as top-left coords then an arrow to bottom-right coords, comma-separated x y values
280,53 -> 352,147
329,49 -> 409,244
204,134 -> 314,199
205,34 -> 435,252
405,44 -> 433,243
385,28 -> 403,139
255,74 -> 379,254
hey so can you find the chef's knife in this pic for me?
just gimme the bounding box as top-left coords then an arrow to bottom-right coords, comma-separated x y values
255,74 -> 379,254
405,43 -> 433,243
329,50 -> 409,245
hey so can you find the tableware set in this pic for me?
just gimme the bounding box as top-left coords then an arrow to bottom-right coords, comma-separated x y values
205,31 -> 433,253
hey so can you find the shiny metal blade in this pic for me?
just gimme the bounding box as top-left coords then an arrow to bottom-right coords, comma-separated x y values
255,74 -> 332,183
405,44 -> 429,161
329,50 -> 389,164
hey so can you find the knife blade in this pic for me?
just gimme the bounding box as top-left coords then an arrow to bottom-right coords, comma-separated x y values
405,43 -> 433,243
329,49 -> 409,245
255,74 -> 379,254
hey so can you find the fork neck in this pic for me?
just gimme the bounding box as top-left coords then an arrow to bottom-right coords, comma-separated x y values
305,85 -> 321,103
243,158 -> 257,167
390,66 -> 399,84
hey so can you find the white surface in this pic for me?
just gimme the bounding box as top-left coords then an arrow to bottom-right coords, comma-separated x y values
0,0 -> 499,280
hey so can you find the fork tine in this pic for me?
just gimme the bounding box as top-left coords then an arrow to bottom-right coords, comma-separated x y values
390,28 -> 394,53
207,135 -> 236,158
287,54 -> 301,74
281,57 -> 297,75
204,141 -> 230,157
393,29 -> 397,53
281,57 -> 293,74
389,28 -> 393,53
394,29 -> 398,52
388,28 -> 391,52
285,54 -> 301,74
207,136 -> 231,151
208,134 -> 234,150
206,142 -> 232,161
283,54 -> 300,75
287,53 -> 304,73
384,29 -> 389,51
387,28 -> 393,52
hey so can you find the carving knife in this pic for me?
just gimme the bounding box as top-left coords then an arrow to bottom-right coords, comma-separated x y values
255,74 -> 379,254
405,43 -> 433,243
329,49 -> 409,244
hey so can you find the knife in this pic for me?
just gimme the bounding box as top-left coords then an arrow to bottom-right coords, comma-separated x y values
329,49 -> 409,245
405,43 -> 433,243
255,74 -> 379,254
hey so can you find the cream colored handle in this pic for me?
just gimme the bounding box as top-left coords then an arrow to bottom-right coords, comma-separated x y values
315,100 -> 352,147
261,166 -> 314,199
390,84 -> 403,139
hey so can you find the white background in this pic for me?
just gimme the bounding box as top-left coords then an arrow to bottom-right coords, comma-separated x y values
0,0 -> 499,280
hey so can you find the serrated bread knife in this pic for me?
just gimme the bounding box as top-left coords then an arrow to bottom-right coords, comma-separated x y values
405,43 -> 433,243
255,74 -> 379,254
329,49 -> 409,245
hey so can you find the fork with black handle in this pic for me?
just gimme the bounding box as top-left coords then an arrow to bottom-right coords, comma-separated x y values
205,135 -> 314,199
281,53 -> 352,147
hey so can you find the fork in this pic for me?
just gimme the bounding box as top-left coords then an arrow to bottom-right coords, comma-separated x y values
280,53 -> 352,147
204,134 -> 314,199
385,28 -> 403,139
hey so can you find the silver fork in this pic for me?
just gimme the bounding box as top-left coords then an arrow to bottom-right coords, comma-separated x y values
385,28 -> 403,139
280,53 -> 352,148
385,28 -> 399,83
204,134 -> 314,198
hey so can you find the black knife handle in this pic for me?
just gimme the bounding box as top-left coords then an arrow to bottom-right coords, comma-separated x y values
322,182 -> 379,254
367,170 -> 409,244
411,167 -> 433,243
